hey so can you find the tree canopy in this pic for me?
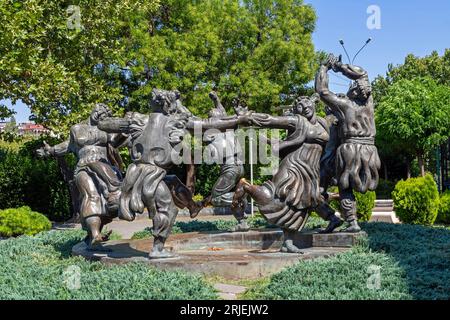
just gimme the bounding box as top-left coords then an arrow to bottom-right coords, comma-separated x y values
0,0 -> 318,133
0,0 -> 160,132
124,0 -> 318,116
376,77 -> 450,176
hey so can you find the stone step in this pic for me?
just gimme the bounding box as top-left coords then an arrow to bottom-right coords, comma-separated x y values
370,211 -> 400,224
214,283 -> 247,300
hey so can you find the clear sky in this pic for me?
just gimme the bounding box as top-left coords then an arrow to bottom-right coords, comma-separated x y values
4,0 -> 450,122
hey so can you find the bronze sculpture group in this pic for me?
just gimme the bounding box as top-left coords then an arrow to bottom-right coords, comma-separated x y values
38,54 -> 380,257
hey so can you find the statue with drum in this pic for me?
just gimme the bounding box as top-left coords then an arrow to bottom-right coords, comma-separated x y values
39,53 -> 379,258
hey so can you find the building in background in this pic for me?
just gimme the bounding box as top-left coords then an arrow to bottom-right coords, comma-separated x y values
0,121 -> 49,136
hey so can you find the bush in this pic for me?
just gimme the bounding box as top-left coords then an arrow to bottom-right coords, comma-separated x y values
437,190 -> 450,224
0,206 -> 51,237
0,229 -> 218,300
355,191 -> 376,222
392,174 -> 439,225
0,139 -> 72,221
376,179 -> 396,199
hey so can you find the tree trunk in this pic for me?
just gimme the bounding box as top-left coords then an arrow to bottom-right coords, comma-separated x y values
383,161 -> 388,180
417,152 -> 426,177
185,164 -> 196,194
56,157 -> 80,223
406,160 -> 411,179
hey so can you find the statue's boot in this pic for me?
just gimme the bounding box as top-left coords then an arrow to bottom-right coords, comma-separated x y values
341,220 -> 361,233
233,178 -> 272,208
280,230 -> 304,254
149,236 -> 176,259
230,219 -> 250,232
319,215 -> 344,234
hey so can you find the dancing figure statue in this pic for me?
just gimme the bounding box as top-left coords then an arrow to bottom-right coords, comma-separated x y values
97,89 -> 194,258
315,54 -> 381,232
233,95 -> 335,253
37,104 -> 127,249
199,92 -> 250,232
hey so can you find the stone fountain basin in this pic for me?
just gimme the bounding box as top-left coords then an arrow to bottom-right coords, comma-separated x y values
72,229 -> 365,280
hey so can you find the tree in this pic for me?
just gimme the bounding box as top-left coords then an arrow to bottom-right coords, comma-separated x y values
124,0 -> 317,116
373,50 -> 450,179
0,0 -> 160,134
376,77 -> 450,177
373,49 -> 450,103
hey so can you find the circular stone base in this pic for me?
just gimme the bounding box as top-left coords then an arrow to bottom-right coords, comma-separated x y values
72,229 -> 365,280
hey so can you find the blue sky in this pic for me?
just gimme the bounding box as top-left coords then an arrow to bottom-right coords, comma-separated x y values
4,0 -> 450,123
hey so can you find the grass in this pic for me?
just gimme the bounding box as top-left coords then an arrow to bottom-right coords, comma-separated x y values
0,229 -> 218,300
242,222 -> 450,300
1,218 -> 448,300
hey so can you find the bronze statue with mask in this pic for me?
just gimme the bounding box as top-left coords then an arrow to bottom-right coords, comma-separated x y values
232,94 -> 336,253
315,54 -> 381,233
37,104 -> 127,249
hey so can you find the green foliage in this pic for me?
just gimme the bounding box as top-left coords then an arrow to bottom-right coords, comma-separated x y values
0,139 -> 72,221
131,216 -> 329,240
0,0 -> 160,133
0,206 -> 51,237
328,187 -> 376,222
245,222 -> 450,300
376,77 -> 450,156
437,190 -> 450,224
376,179 -> 396,199
355,191 -> 376,222
126,0 -> 317,116
392,174 -> 440,225
0,229 -> 218,299
373,51 -> 450,179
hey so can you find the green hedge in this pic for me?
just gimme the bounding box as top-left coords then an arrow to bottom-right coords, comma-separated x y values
437,190 -> 450,224
0,229 -> 218,300
392,174 -> 439,225
0,139 -> 72,221
0,206 -> 51,237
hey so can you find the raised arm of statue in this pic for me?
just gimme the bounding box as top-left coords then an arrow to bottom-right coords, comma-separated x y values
315,64 -> 349,110
334,63 -> 368,81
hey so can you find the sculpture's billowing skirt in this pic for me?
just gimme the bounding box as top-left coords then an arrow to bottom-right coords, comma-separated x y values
119,163 -> 166,221
336,142 -> 381,193
75,160 -> 122,222
258,144 -> 322,231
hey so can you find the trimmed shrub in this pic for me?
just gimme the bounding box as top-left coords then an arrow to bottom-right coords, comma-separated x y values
437,190 -> 450,224
392,174 -> 439,225
0,206 -> 51,237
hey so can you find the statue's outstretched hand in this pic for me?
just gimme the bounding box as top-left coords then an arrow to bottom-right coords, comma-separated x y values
36,141 -> 52,158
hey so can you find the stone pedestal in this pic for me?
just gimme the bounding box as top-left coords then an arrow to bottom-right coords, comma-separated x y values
72,229 -> 366,280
